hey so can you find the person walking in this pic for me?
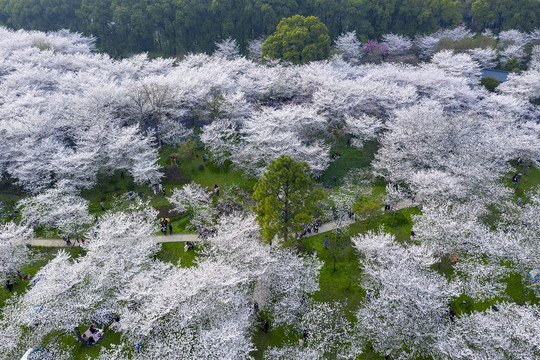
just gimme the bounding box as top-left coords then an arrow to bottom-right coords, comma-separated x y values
169,223 -> 172,235
214,184 -> 220,197
100,201 -> 105,211
120,170 -> 125,179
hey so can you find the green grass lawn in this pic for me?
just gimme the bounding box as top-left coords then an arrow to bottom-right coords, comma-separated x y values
319,138 -> 379,187
505,163 -> 540,204
156,242 -> 199,267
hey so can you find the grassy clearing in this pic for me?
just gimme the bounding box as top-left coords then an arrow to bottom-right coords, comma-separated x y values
155,242 -> 199,267
319,138 -> 379,187
505,163 -> 540,203
56,328 -> 123,360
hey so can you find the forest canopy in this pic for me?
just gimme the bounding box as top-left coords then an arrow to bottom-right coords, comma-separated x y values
0,0 -> 538,57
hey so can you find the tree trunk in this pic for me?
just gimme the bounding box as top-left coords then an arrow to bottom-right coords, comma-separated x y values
73,327 -> 85,344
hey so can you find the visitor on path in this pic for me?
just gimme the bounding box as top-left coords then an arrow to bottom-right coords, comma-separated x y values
214,184 -> 220,197
158,184 -> 163,193
517,197 -> 523,205
100,201 -> 105,211
174,157 -> 177,166
332,176 -> 337,182
324,238 -> 328,249
6,280 -> 13,292
263,320 -> 269,333
170,188 -> 174,195
448,306 -> 456,322
169,223 -> 172,235
161,225 -> 167,235
203,153 -> 208,162
162,188 -> 166,197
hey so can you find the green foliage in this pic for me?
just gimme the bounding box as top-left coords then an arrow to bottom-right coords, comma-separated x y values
0,0 -> 539,57
504,58 -> 521,72
480,76 -> 500,92
471,0 -> 494,30
261,15 -> 331,64
437,34 -> 497,52
253,155 -> 322,244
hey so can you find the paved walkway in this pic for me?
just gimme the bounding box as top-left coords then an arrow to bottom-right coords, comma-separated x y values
26,220 -> 355,247
26,233 -> 200,247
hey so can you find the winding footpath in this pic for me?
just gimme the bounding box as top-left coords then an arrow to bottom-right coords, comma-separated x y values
25,219 -> 356,247
25,199 -> 419,248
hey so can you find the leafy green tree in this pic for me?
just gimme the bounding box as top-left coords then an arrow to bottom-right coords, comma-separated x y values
504,58 -> 521,72
480,76 -> 500,92
253,155 -> 322,245
471,0 -> 494,30
261,14 -> 331,64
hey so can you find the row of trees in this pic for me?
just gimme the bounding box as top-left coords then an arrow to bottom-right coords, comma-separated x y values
0,0 -> 538,56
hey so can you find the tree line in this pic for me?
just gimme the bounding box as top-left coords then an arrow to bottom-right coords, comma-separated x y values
0,0 -> 537,57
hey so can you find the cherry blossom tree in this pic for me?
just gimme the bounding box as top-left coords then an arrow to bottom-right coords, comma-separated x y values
373,101 -> 529,201
499,45 -> 526,64
437,302 -> 540,360
334,31 -> 362,62
468,47 -> 497,68
352,231 -> 459,358
18,180 -> 92,238
231,106 -> 330,176
168,182 -> 213,229
214,38 -> 240,59
343,114 -> 382,149
382,33 -> 413,56
431,50 -> 481,84
0,222 -> 33,283
199,118 -> 239,164
264,302 -> 359,360
248,37 -> 266,61
498,29 -> 530,48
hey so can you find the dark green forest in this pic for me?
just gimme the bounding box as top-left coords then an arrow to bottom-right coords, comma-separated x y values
0,0 -> 538,57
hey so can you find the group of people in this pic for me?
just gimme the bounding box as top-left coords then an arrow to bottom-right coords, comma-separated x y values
152,184 -> 172,197
184,241 -> 195,252
299,222 -> 321,238
160,218 -> 172,235
332,153 -> 342,159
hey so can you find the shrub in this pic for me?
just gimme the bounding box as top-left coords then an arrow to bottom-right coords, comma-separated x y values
481,77 -> 500,92
504,58 -> 521,72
